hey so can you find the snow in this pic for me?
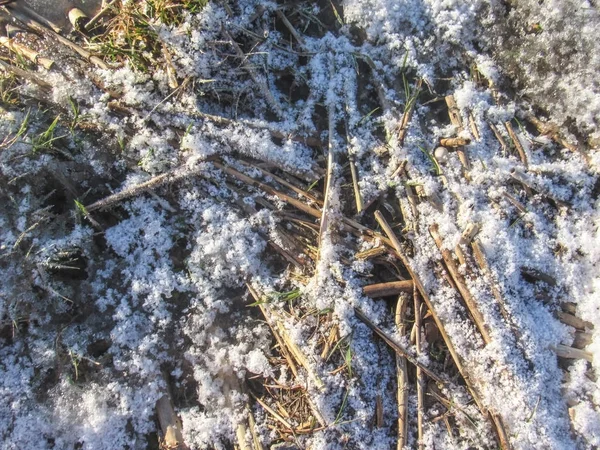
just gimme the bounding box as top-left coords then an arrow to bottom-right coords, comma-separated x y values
0,0 -> 599,449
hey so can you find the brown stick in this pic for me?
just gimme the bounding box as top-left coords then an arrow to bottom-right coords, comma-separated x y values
440,137 -> 471,147
395,294 -> 409,449
156,394 -> 187,450
429,224 -> 491,345
414,286 -> 425,450
363,280 -> 414,298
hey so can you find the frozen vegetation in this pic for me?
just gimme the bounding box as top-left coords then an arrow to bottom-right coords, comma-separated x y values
0,0 -> 599,449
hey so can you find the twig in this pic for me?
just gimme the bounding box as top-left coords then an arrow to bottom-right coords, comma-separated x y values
504,121 -> 528,167
0,36 -> 54,69
6,7 -> 108,69
0,59 -> 52,91
362,281 -> 414,298
247,407 -> 264,450
354,307 -> 445,384
224,29 -> 283,117
187,110 -> 322,148
349,156 -> 363,214
373,211 -> 488,413
85,165 -> 205,212
489,122 -> 508,156
440,137 -> 471,147
429,224 -> 491,345
414,286 -> 426,450
445,95 -> 471,177
276,9 -> 306,49
395,294 -> 409,449
85,0 -> 118,31
319,57 -> 337,248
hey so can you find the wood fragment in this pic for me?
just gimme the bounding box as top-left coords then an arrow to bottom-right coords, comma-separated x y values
510,169 -> 570,207
0,59 -> 52,90
553,344 -> 593,362
440,137 -> 471,147
252,394 -> 294,430
0,36 -> 54,69
7,8 -> 108,69
525,115 -> 587,162
445,95 -> 471,177
236,422 -> 251,450
247,407 -> 264,450
468,112 -> 481,141
395,294 -> 409,449
247,284 -> 298,378
156,394 -> 187,450
355,246 -> 387,260
375,394 -> 384,429
363,280 -> 414,298
557,311 -> 594,331
455,223 -> 479,266
429,224 -> 492,345
470,240 -> 514,326
68,8 -> 89,30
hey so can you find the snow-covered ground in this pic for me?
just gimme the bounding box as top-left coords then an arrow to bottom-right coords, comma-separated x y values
0,1 -> 599,449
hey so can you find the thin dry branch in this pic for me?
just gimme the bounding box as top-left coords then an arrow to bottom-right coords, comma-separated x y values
349,156 -> 364,213
429,224 -> 492,345
85,165 -> 205,212
188,109 -> 322,148
489,122 -> 508,156
504,121 -> 528,167
395,294 -> 409,450
362,281 -> 414,298
414,286 -> 425,450
276,9 -> 306,49
373,211 -> 488,414
6,6 -> 108,69
354,307 -> 445,384
224,29 -> 283,117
